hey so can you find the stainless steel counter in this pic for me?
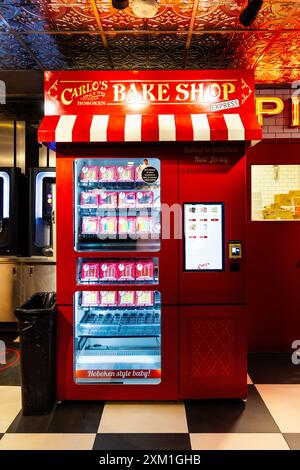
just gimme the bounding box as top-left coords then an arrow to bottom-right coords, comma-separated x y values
0,256 -> 56,322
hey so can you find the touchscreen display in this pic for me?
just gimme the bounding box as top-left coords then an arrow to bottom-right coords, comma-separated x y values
183,203 -> 224,271
0,178 -> 3,219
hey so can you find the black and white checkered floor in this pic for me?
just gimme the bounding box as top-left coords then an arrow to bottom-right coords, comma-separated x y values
1,332 -> 300,450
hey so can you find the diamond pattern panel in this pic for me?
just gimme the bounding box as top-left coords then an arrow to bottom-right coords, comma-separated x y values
190,317 -> 236,378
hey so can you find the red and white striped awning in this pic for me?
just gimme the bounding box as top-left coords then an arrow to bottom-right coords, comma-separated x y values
38,113 -> 261,143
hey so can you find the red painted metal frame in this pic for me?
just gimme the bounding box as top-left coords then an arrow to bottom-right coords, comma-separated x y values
247,140 -> 300,351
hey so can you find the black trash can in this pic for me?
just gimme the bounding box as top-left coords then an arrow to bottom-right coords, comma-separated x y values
15,292 -> 56,416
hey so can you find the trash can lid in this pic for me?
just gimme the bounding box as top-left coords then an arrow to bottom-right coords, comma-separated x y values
15,292 -> 56,319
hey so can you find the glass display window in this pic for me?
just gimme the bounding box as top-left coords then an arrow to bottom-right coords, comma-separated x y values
74,290 -> 161,385
252,165 -> 300,221
74,158 -> 161,251
77,257 -> 159,285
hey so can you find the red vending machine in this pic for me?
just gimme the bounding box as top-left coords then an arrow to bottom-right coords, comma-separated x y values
38,70 -> 261,400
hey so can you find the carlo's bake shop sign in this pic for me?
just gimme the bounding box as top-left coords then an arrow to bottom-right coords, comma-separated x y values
44,70 -> 255,116
184,203 -> 224,271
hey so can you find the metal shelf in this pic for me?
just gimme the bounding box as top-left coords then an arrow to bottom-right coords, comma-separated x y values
79,348 -> 161,356
79,181 -> 160,190
79,207 -> 161,215
77,237 -> 161,252
79,279 -> 158,285
78,310 -> 161,338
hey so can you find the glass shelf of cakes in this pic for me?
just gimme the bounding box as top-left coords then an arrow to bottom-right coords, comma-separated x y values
74,290 -> 161,385
77,257 -> 159,285
74,158 -> 161,251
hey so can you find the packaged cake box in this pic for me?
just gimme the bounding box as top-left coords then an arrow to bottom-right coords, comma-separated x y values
136,191 -> 154,208
118,217 -> 136,235
99,291 -> 117,306
81,291 -> 99,307
117,262 -> 135,281
117,166 -> 135,182
80,166 -> 99,183
98,191 -> 118,209
99,263 -> 117,281
135,260 -> 154,281
136,216 -> 152,234
99,217 -> 118,235
118,291 -> 135,307
81,216 -> 99,235
80,191 -> 99,209
99,166 -> 117,182
81,262 -> 100,282
136,291 -> 154,307
118,191 -> 136,209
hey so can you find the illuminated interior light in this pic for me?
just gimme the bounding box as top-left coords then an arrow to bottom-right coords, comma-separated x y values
131,0 -> 159,19
127,103 -> 148,112
45,100 -> 59,116
35,171 -> 55,219
0,172 -> 10,218
126,93 -> 148,111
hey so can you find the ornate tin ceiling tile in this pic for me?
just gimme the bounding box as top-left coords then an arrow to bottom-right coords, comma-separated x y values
221,31 -> 275,68
0,0 -> 300,82
20,33 -> 111,69
253,1 -> 300,30
0,33 -> 39,68
109,33 -> 187,69
43,5 -> 98,31
0,2 -> 46,32
194,0 -> 245,31
187,33 -> 230,68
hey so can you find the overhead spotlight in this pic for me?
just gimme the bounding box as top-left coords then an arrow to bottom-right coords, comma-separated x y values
239,0 -> 263,27
131,0 -> 159,19
112,0 -> 129,10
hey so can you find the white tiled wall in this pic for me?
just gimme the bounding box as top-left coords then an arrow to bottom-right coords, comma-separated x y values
251,165 -> 300,220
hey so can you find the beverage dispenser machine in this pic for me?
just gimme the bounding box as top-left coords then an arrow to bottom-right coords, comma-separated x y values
29,167 -> 56,256
0,167 -> 24,255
